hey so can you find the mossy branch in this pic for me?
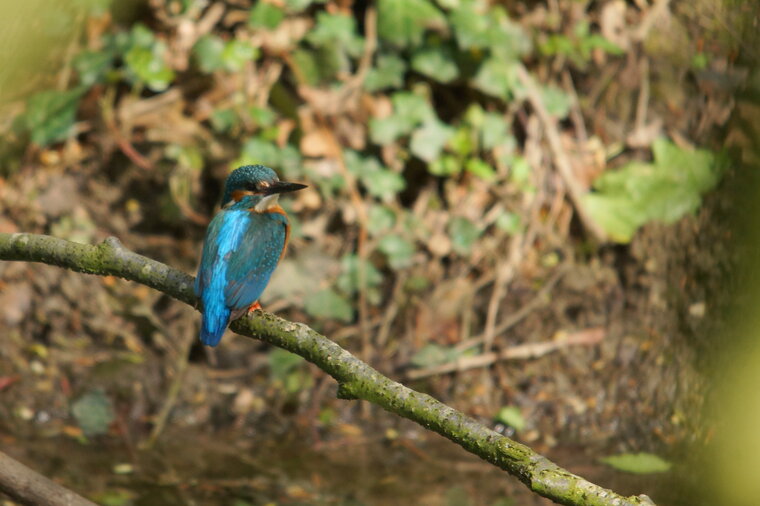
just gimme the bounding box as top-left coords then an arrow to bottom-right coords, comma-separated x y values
0,233 -> 655,506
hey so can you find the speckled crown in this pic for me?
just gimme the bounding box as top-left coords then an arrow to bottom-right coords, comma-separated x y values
221,165 -> 279,204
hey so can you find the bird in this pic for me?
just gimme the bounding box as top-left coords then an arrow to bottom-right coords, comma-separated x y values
194,165 -> 307,346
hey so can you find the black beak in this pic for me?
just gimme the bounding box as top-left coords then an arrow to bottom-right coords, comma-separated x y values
267,181 -> 308,195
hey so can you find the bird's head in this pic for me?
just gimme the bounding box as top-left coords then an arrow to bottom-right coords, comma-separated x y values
222,165 -> 307,211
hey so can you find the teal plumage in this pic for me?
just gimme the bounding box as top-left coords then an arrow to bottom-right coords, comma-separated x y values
194,165 -> 306,346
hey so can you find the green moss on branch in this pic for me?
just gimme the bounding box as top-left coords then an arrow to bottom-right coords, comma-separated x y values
0,233 -> 656,506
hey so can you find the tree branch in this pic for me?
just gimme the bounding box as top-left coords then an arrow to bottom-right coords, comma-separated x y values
0,233 -> 655,506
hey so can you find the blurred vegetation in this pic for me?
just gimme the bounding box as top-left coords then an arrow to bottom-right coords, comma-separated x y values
0,0 -> 755,503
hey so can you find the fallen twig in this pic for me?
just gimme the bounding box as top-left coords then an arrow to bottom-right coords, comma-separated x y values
406,328 -> 606,381
517,65 -> 607,242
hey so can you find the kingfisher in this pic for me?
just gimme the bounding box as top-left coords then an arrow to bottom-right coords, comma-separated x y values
194,165 -> 307,346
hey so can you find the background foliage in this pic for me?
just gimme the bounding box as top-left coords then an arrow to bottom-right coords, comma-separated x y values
0,0 -> 755,503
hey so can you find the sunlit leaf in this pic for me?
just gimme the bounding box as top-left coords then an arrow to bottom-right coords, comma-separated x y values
449,1 -> 491,49
496,211 -> 521,233
450,2 -> 528,58
345,150 -> 405,200
429,155 -> 461,177
370,92 -> 435,144
72,389 -> 114,437
123,25 -> 174,91
541,85 -> 571,119
600,453 -> 672,474
480,112 -> 508,150
193,35 -> 225,72
582,138 -> 723,243
364,54 -> 407,92
449,126 -> 475,157
367,205 -> 397,235
465,158 -> 496,180
410,119 -> 455,162
249,2 -> 285,29
411,46 -> 459,83
307,12 -> 364,57
473,58 -> 518,100
370,115 -> 412,144
379,234 -> 416,269
449,216 -> 482,255
495,406 -> 526,432
221,39 -> 258,71
377,0 -> 445,47
304,288 -> 354,322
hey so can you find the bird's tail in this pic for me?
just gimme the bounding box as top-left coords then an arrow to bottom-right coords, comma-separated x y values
199,306 -> 230,347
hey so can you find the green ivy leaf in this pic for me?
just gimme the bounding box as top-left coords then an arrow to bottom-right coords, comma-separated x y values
290,49 -> 320,85
210,109 -> 237,133
364,54 -> 407,92
541,85 -> 571,119
221,39 -> 258,71
304,289 -> 354,322
410,119 -> 455,162
337,254 -> 383,295
450,2 -> 529,58
72,389 -> 114,437
449,216 -> 482,255
369,116 -> 412,144
123,25 -> 174,91
73,49 -> 113,86
600,453 -> 672,474
345,150 -> 406,200
495,406 -> 526,432
379,234 -> 416,269
480,112 -> 508,150
582,139 -> 723,243
377,0 -> 445,47
193,35 -> 225,72
392,91 -> 436,124
371,91 -> 436,144
449,126 -> 475,157
23,87 -> 86,147
429,155 -> 461,177
411,46 -> 459,83
367,205 -> 397,235
307,12 -> 364,57
249,2 -> 285,29
363,169 -> 406,201
449,2 -> 491,49
496,211 -> 521,233
465,158 -> 496,180
235,137 -> 280,168
473,58 -> 518,100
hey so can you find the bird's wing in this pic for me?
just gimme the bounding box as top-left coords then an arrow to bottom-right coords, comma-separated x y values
195,208 -> 250,299
223,211 -> 288,316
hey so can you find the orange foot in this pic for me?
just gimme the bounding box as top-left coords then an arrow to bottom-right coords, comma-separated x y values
247,301 -> 262,313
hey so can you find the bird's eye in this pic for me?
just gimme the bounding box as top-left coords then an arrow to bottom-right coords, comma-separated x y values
258,181 -> 271,190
